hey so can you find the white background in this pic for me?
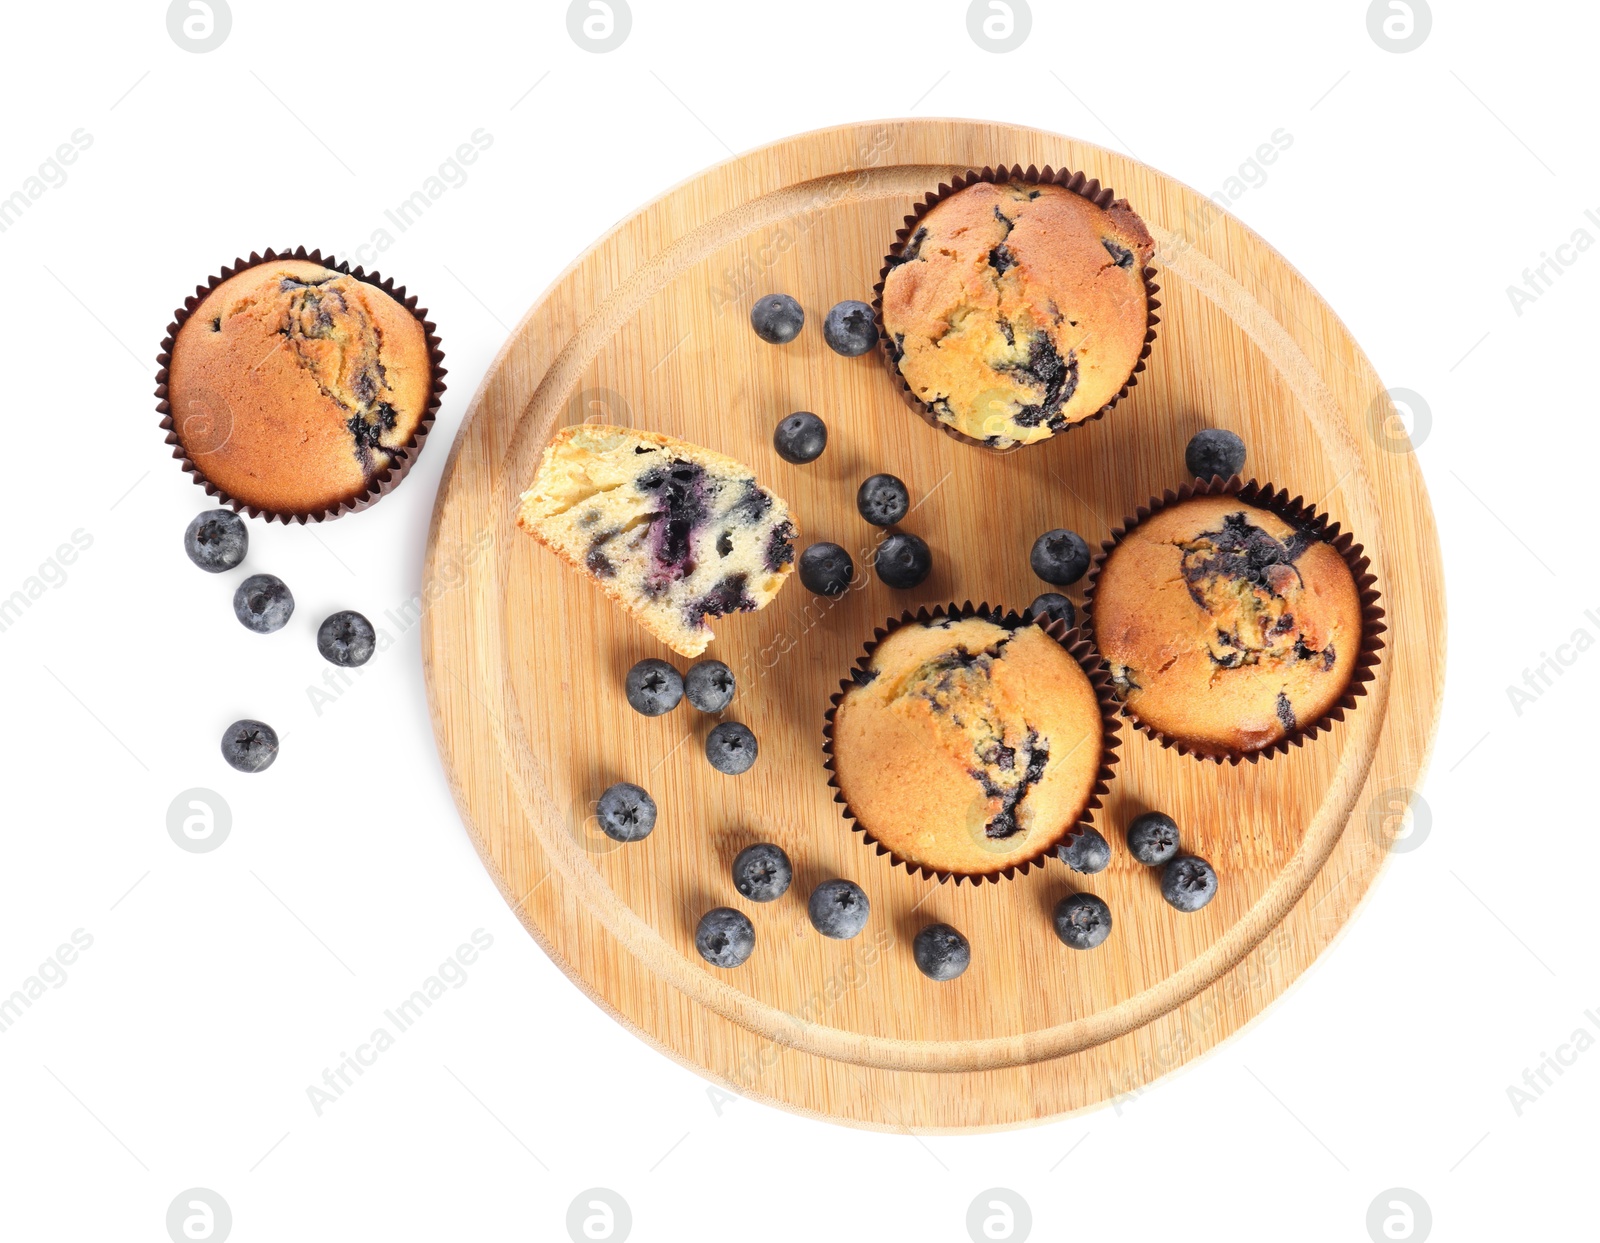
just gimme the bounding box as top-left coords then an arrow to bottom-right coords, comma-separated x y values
1,1 -> 1593,1239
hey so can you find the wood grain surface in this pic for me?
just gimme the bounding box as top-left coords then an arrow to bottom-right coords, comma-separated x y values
420,120 -> 1445,1131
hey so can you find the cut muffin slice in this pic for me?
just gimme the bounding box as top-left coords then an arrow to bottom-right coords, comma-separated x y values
516,425 -> 797,657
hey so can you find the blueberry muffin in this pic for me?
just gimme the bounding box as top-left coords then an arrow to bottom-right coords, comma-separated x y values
881,180 -> 1153,449
167,260 -> 432,515
1092,496 -> 1363,757
517,425 -> 797,657
830,616 -> 1104,876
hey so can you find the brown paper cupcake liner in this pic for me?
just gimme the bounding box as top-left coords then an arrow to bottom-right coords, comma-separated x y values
1082,477 -> 1386,765
154,246 -> 447,524
821,601 -> 1123,886
870,164 -> 1161,454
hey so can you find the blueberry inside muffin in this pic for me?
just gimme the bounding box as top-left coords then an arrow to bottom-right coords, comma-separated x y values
830,616 -> 1104,876
167,259 -> 431,514
517,425 -> 796,657
881,180 -> 1153,449
1092,495 -> 1363,756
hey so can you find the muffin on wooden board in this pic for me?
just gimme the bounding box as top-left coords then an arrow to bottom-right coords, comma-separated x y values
829,615 -> 1105,877
1092,494 -> 1363,757
517,425 -> 796,658
881,179 -> 1153,449
166,259 -> 432,515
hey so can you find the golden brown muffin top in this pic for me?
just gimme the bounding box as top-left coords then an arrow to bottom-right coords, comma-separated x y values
881,181 -> 1152,448
831,616 -> 1103,876
168,260 -> 431,515
1093,496 -> 1363,757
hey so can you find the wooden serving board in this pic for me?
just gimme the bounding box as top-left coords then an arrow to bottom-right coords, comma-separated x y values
421,120 -> 1444,1131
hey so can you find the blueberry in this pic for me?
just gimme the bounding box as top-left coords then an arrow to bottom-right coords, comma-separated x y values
221,719 -> 278,773
596,782 -> 656,842
1186,428 -> 1247,481
912,923 -> 971,981
732,843 -> 792,902
873,532 -> 932,589
798,542 -> 854,596
183,509 -> 248,573
808,878 -> 870,939
317,610 -> 375,667
856,473 -> 910,527
1030,529 -> 1090,586
1162,855 -> 1218,912
1028,592 -> 1076,629
750,293 -> 804,345
625,658 -> 683,716
695,907 -> 756,968
823,299 -> 878,356
233,573 -> 294,633
1127,811 -> 1181,866
684,659 -> 736,713
773,411 -> 827,464
1053,892 -> 1112,950
1057,826 -> 1111,874
706,721 -> 758,775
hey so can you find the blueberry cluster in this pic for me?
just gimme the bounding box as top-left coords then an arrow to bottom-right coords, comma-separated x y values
183,509 -> 377,774
623,655 -> 753,777
749,294 -> 877,358
1127,811 -> 1218,912
595,784 -> 894,973
625,656 -> 738,717
757,292 -> 940,598
1048,811 -> 1217,951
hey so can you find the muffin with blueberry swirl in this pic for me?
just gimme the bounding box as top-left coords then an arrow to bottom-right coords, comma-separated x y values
1092,495 -> 1363,757
829,614 -> 1105,877
167,259 -> 432,515
880,179 -> 1153,449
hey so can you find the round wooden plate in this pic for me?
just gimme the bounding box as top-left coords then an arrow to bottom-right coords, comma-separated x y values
421,120 -> 1444,1131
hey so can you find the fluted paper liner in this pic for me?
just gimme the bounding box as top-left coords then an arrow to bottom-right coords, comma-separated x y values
871,164 -> 1160,454
1083,476 -> 1386,764
154,246 -> 446,524
821,601 -> 1122,886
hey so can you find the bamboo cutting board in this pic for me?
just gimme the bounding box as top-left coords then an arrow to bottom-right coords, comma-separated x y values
421,120 -> 1444,1131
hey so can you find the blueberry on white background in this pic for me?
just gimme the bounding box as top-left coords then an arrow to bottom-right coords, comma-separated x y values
221,719 -> 278,773
183,509 -> 248,573
232,573 -> 293,634
317,610 -> 375,667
